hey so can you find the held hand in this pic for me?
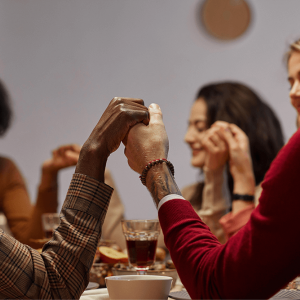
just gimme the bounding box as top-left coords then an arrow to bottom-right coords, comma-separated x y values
202,124 -> 229,171
124,104 -> 180,205
86,97 -> 150,158
42,144 -> 81,174
124,103 -> 169,174
218,123 -> 255,194
40,144 -> 81,189
76,97 -> 149,181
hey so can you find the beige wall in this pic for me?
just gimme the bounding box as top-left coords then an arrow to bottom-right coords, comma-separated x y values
0,0 -> 298,219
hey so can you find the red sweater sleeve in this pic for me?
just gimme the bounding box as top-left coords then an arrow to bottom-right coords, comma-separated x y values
159,129 -> 300,299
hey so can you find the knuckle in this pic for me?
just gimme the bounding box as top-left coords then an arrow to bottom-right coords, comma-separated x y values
111,97 -> 123,106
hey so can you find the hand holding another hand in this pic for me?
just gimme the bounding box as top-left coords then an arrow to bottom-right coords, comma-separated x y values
124,103 -> 180,204
42,144 -> 81,174
124,103 -> 169,174
216,122 -> 255,195
40,144 -> 81,189
76,97 -> 149,181
202,125 -> 229,171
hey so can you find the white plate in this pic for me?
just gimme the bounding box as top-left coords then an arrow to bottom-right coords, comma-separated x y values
80,288 -> 109,300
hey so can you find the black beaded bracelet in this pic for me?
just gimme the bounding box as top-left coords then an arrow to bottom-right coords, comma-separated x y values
232,194 -> 254,201
139,158 -> 175,186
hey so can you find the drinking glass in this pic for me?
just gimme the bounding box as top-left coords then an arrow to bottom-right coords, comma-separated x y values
41,213 -> 60,238
121,219 -> 160,275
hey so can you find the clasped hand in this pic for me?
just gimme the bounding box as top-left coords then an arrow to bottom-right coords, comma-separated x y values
208,121 -> 255,188
124,103 -> 169,174
75,97 -> 150,181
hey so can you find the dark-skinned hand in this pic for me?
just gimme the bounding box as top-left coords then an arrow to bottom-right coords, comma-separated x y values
75,97 -> 149,182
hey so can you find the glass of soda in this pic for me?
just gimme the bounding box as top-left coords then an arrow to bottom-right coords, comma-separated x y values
121,219 -> 160,275
41,213 -> 60,238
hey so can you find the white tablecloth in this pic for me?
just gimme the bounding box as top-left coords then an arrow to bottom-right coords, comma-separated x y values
80,288 -> 109,300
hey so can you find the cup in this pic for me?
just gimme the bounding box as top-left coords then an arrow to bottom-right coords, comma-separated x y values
121,219 -> 160,274
105,275 -> 172,300
41,213 -> 60,238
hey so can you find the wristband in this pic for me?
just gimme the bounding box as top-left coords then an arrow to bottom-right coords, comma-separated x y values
139,159 -> 175,186
232,194 -> 254,201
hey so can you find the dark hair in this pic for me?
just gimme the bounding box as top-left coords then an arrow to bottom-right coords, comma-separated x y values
0,79 -> 12,136
189,82 -> 284,205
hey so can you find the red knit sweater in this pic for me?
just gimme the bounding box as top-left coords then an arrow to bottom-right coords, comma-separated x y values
159,129 -> 300,299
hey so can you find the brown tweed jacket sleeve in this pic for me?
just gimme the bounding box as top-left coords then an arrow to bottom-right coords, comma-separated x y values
0,173 -> 113,299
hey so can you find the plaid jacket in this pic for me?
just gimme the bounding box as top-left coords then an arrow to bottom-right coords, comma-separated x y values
0,173 -> 113,299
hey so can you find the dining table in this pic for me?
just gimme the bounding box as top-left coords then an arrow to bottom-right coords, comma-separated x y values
79,285 -> 300,300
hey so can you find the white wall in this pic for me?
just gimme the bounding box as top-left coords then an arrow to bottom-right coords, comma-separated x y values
0,0 -> 298,219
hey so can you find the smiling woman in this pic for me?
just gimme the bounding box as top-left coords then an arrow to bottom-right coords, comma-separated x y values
184,99 -> 208,168
181,82 -> 284,242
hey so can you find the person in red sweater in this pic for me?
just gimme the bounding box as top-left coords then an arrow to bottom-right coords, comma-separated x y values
124,103 -> 300,299
287,38 -> 300,128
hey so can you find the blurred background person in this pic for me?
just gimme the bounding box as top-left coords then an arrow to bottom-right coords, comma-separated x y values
0,78 -> 125,248
0,79 -> 81,247
181,82 -> 284,242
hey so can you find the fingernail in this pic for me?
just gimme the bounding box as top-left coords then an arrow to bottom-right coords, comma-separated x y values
149,103 -> 160,109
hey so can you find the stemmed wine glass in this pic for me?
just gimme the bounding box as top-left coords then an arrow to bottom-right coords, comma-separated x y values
121,219 -> 160,275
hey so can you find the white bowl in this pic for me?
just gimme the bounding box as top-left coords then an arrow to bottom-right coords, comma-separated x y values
105,275 -> 173,300
112,267 -> 178,288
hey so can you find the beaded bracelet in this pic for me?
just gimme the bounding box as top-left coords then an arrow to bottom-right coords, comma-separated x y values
139,158 -> 175,185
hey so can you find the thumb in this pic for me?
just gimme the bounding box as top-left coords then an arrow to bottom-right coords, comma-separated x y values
148,103 -> 163,125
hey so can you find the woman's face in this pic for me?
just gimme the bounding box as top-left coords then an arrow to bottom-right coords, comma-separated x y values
184,98 -> 208,168
288,51 -> 300,114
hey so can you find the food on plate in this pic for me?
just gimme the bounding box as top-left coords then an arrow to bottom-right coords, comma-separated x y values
90,263 -> 113,287
155,247 -> 166,261
285,277 -> 300,290
110,243 -> 122,252
166,259 -> 176,269
98,246 -> 128,264
115,260 -> 175,271
90,243 -> 128,287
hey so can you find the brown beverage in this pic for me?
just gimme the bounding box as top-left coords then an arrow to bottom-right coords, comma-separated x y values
44,229 -> 54,238
126,239 -> 157,268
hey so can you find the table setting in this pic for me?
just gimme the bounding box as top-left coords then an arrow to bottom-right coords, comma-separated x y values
80,219 -> 179,300
32,215 -> 300,300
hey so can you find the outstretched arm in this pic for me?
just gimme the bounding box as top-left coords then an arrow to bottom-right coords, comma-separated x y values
125,104 -> 300,299
215,122 -> 256,239
0,97 -> 149,299
26,144 -> 82,245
